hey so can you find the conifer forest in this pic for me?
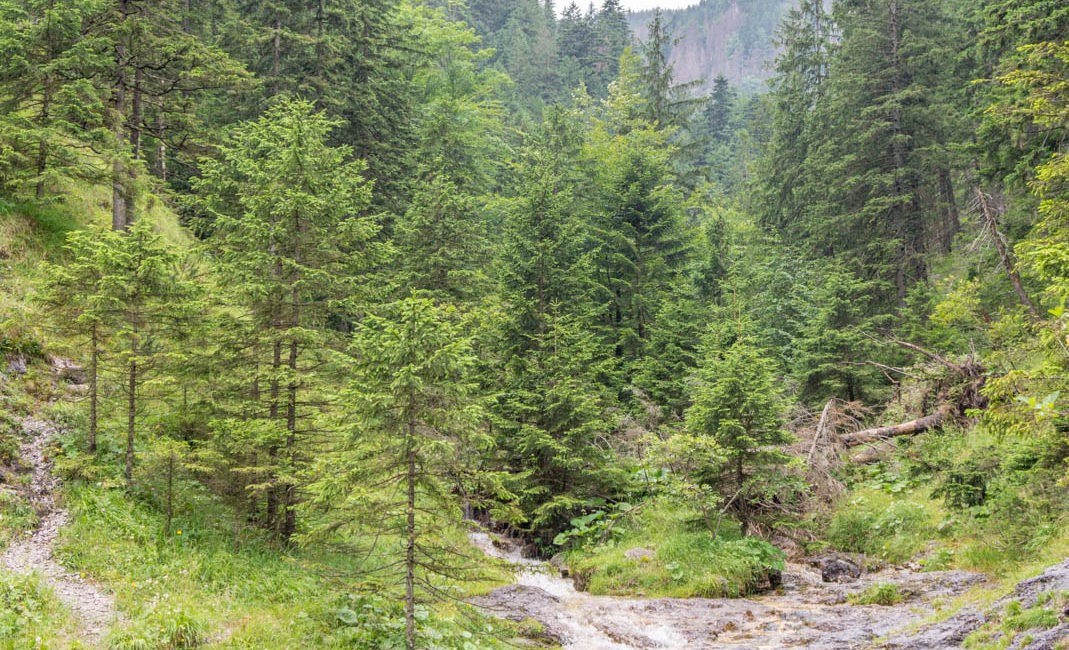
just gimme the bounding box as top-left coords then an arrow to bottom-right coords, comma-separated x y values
0,0 -> 1068,648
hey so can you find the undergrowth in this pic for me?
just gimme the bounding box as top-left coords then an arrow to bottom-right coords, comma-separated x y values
565,499 -> 784,598
0,572 -> 82,649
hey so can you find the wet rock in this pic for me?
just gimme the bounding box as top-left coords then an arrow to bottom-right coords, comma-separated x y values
624,547 -> 655,561
812,554 -> 862,583
882,559 -> 1069,649
549,552 -> 570,578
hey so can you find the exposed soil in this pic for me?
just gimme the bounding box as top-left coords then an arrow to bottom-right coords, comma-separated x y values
1,415 -> 121,644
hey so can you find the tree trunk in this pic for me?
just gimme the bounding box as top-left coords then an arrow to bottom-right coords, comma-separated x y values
36,83 -> 51,199
266,334 -> 281,529
272,16 -> 282,96
89,323 -> 99,454
281,219 -> 302,542
112,0 -> 129,230
839,405 -> 952,446
130,67 -> 143,159
976,188 -> 1039,320
939,169 -> 960,252
405,420 -> 417,650
154,110 -> 166,180
282,333 -> 297,542
166,450 -> 174,534
125,355 -> 137,486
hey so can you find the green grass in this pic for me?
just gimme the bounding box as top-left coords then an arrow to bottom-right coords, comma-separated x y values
53,481 -> 519,648
0,196 -> 527,648
962,595 -> 1065,650
826,485 -> 944,564
0,571 -> 84,649
564,499 -> 784,598
848,583 -> 905,606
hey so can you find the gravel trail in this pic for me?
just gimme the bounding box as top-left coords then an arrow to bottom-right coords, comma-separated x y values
1,415 -> 121,644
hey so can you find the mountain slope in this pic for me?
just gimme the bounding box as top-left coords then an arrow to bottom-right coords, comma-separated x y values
628,0 -> 795,94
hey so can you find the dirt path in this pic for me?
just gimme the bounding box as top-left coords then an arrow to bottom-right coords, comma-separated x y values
1,416 -> 121,645
470,531 -> 991,649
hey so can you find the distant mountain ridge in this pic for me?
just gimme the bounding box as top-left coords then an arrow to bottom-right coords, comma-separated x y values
628,0 -> 795,94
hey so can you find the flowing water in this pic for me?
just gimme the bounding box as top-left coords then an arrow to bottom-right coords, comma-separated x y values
468,530 -> 990,649
469,531 -> 690,649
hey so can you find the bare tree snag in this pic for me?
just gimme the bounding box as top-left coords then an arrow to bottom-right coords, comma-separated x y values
975,188 -> 1040,320
840,405 -> 953,447
806,399 -> 837,465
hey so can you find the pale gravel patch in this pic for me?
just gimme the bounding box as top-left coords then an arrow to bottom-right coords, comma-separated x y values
1,415 -> 123,644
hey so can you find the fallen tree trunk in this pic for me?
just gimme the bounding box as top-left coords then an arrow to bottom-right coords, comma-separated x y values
839,405 -> 954,447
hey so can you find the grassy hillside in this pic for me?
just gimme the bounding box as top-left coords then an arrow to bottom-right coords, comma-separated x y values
0,198 -> 526,650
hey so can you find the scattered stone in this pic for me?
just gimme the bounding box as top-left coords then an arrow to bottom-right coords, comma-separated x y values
624,547 -> 655,561
1,415 -> 123,642
6,354 -> 26,376
51,356 -> 88,384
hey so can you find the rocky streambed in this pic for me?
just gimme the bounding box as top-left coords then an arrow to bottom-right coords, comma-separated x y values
469,531 -> 1016,649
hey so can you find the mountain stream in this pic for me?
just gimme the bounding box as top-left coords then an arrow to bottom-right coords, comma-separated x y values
468,530 -> 993,649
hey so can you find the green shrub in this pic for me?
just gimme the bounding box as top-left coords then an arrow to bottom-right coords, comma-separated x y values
828,491 -> 937,563
0,487 -> 37,549
0,572 -> 74,647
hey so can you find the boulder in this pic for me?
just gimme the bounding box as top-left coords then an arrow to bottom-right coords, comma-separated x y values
6,355 -> 26,376
51,357 -> 88,384
808,554 -> 862,583
822,558 -> 861,583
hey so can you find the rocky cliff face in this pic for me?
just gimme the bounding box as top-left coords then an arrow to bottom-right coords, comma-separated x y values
628,0 -> 795,94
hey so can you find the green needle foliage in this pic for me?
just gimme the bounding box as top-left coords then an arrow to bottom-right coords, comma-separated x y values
192,97 -> 385,541
304,295 -> 485,650
685,335 -> 795,535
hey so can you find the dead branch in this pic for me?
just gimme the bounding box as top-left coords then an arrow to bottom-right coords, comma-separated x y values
973,187 -> 1040,320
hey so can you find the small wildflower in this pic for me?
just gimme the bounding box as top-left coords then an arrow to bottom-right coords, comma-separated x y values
176,530 -> 182,536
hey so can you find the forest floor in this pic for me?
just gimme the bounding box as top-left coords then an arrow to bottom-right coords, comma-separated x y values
471,531 -> 1069,649
1,411 -> 121,644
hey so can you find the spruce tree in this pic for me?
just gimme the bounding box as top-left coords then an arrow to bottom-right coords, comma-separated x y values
685,336 -> 793,535
101,220 -> 197,486
304,296 -> 483,650
192,98 -> 383,540
0,0 -> 111,197
493,128 -> 624,541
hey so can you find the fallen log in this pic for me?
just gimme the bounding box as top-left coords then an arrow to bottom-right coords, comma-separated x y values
839,405 -> 954,447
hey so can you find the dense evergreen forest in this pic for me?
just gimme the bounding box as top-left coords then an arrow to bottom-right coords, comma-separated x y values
0,0 -> 1067,648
